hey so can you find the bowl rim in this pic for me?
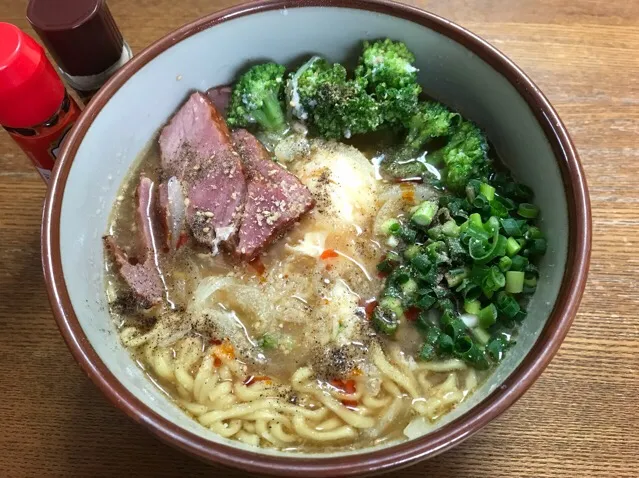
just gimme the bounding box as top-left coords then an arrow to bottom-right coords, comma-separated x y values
41,0 -> 591,475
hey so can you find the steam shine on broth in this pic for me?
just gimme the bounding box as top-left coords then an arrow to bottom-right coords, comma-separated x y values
105,39 -> 545,451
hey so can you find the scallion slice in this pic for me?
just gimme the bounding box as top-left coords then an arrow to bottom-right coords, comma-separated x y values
505,271 -> 525,293
478,304 -> 498,328
517,202 -> 540,219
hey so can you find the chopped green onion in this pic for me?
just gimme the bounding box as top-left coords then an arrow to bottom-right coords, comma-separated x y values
394,271 -> 410,284
496,292 -> 520,318
380,297 -> 403,316
469,213 -> 483,230
500,218 -> 524,237
482,266 -> 505,292
411,201 -> 438,227
498,256 -> 512,272
469,230 -> 498,261
446,237 -> 468,263
514,183 -> 534,201
506,236 -> 522,256
487,337 -> 506,361
441,220 -> 460,237
472,193 -> 489,210
376,260 -> 394,273
445,268 -> 468,288
524,275 -> 537,288
411,254 -> 431,274
517,203 -> 540,219
415,313 -> 431,333
526,226 -> 544,240
399,226 -> 418,243
460,282 -> 481,301
465,180 -> 481,202
480,183 -> 496,201
437,333 -> 454,355
401,278 -> 418,295
495,194 -> 515,211
505,271 -> 525,294
510,255 -> 529,271
455,337 -> 490,370
478,304 -> 498,328
530,238 -> 547,255
464,299 -> 481,315
485,216 -> 500,235
427,225 -> 443,240
453,335 -> 473,354
471,327 -> 491,345
525,263 -> 539,277
490,200 -> 509,218
419,343 -> 436,361
404,244 -> 421,260
441,312 -> 468,340
493,235 -> 508,258
424,326 -> 441,344
386,250 -> 401,263
258,333 -> 278,349
382,218 -> 401,235
437,298 -> 455,315
372,300 -> 401,335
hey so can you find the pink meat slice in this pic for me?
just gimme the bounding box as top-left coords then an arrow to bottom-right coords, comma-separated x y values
158,92 -> 247,250
232,129 -> 315,260
104,175 -> 164,306
206,85 -> 232,115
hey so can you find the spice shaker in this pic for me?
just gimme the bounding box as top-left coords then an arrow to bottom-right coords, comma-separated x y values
0,23 -> 81,183
27,0 -> 132,103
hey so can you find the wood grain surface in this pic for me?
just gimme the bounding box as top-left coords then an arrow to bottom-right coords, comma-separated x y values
0,0 -> 637,476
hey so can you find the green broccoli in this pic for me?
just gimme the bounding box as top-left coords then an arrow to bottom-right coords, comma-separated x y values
287,56 -> 381,139
380,101 -> 460,179
356,39 -> 422,125
404,101 -> 461,156
429,120 -> 490,192
227,63 -> 288,134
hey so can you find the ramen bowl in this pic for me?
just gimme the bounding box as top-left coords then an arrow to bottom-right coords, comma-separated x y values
42,0 -> 590,475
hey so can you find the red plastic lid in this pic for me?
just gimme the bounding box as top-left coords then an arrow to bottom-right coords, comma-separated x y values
0,23 -> 65,128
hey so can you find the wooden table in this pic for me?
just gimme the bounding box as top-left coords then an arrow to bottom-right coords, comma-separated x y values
1,0 -> 637,476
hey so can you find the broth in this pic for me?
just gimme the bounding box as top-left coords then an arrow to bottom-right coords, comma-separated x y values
105,135 -> 483,451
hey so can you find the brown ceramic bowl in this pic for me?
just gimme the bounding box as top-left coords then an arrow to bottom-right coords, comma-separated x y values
42,0 -> 591,476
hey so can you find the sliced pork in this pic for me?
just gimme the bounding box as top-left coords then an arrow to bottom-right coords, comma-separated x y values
232,129 -> 315,260
206,85 -> 232,115
159,92 -> 247,251
104,175 -> 164,306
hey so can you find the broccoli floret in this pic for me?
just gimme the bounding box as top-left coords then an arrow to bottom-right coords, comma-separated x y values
356,39 -> 422,125
227,63 -> 287,134
287,57 -> 343,120
288,56 -> 381,139
380,101 -> 460,180
430,120 -> 490,191
404,101 -> 461,155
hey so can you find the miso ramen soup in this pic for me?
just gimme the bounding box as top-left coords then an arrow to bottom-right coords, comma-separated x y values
104,39 -> 546,451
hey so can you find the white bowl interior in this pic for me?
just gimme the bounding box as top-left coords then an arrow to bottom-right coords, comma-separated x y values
59,5 -> 567,457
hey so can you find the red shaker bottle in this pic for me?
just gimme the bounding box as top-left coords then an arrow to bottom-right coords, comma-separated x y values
0,22 -> 81,183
